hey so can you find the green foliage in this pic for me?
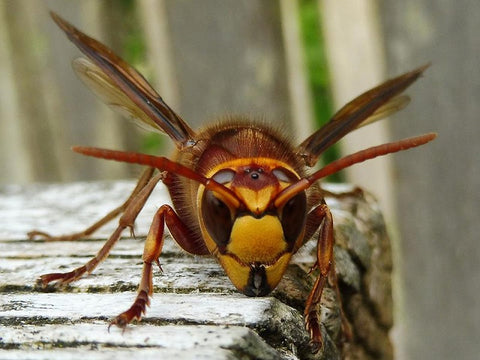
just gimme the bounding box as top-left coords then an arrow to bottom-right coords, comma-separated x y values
114,0 -> 145,67
298,0 -> 332,122
141,132 -> 165,155
298,0 -> 343,181
114,1 -> 164,154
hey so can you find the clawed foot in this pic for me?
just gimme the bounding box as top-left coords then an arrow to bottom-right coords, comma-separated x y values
108,290 -> 150,332
303,288 -> 354,354
36,264 -> 88,288
36,272 -> 75,288
305,311 -> 323,353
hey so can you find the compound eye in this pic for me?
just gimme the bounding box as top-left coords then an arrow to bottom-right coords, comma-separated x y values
272,168 -> 291,182
281,192 -> 307,246
212,169 -> 235,184
202,190 -> 233,248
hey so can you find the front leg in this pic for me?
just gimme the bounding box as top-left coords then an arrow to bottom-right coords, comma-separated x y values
304,203 -> 333,352
304,202 -> 351,352
110,204 -> 207,328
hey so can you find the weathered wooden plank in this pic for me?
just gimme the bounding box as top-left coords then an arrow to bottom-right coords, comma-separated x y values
1,293 -> 297,329
0,181 -> 394,359
1,257 -> 232,292
0,181 -> 169,241
0,324 -> 284,360
0,348 -> 238,360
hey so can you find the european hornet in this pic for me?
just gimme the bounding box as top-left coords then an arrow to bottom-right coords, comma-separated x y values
29,12 -> 436,351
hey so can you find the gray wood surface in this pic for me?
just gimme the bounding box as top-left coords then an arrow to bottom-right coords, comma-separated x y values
1,181 -> 394,359
381,1 -> 480,359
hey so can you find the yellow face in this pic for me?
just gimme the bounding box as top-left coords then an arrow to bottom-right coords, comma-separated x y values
198,158 -> 307,296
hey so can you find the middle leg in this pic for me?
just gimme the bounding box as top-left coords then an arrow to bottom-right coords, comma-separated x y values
304,202 -> 352,352
109,204 -> 206,328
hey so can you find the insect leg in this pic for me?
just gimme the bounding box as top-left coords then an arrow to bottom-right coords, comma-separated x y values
304,203 -> 335,352
109,204 -> 206,328
37,172 -> 163,287
28,167 -> 155,241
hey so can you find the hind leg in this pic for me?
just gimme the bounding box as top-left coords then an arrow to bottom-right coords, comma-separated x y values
28,167 -> 155,241
37,171 -> 163,287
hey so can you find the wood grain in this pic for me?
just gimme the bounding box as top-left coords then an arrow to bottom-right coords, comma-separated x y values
0,181 -> 393,359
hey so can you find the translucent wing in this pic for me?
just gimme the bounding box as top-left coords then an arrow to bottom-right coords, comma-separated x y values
73,58 -> 163,133
357,94 -> 410,129
51,11 -> 196,148
297,64 -> 429,167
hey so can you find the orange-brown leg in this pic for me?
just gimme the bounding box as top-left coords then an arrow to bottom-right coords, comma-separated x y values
304,202 -> 352,352
37,172 -> 163,287
304,203 -> 335,352
28,167 -> 156,241
328,257 -> 352,343
109,204 -> 205,328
